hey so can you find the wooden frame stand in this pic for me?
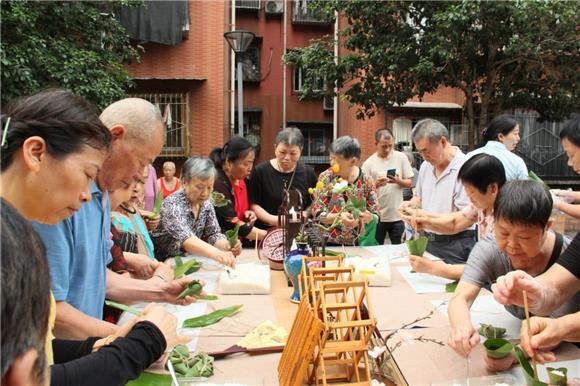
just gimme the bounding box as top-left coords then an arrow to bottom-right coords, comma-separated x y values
279,255 -> 377,386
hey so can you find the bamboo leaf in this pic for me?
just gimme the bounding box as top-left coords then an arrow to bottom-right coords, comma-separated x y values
528,171 -> 550,189
126,372 -> 172,386
150,191 -> 164,219
483,338 -> 513,359
547,367 -> 567,386
478,323 -> 507,339
405,236 -> 428,256
513,345 -> 548,386
445,281 -> 458,293
182,305 -> 242,328
104,300 -> 141,316
225,223 -> 241,247
174,258 -> 201,279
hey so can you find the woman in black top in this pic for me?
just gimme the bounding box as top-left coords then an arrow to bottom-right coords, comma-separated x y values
249,127 -> 318,229
210,137 -> 267,242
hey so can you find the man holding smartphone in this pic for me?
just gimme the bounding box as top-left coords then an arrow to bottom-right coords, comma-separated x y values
362,128 -> 413,244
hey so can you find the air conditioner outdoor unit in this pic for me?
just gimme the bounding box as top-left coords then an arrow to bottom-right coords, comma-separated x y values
323,95 -> 334,111
265,0 -> 283,14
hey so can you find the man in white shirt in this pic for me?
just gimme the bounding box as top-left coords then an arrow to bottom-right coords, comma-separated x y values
362,129 -> 413,244
401,119 -> 476,264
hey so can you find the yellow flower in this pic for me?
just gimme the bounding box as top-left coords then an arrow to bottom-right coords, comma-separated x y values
331,164 -> 340,174
316,181 -> 325,190
308,187 -> 315,195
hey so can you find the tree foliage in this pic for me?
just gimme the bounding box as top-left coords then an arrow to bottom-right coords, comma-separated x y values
1,1 -> 142,109
286,0 -> 579,147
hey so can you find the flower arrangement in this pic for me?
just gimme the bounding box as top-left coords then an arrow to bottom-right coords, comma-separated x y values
307,163 -> 370,242
294,223 -> 309,246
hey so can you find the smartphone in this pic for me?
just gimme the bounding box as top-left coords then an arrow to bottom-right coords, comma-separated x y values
387,168 -> 397,177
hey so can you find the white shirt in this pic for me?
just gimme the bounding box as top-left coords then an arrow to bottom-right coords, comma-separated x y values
362,151 -> 413,222
415,147 -> 474,233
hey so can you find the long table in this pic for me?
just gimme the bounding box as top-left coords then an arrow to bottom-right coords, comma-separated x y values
127,246 -> 579,385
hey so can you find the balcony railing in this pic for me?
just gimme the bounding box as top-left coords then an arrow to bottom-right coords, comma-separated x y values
292,1 -> 334,25
236,0 -> 260,11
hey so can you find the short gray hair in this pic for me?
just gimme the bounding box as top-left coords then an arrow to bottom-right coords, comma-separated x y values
375,128 -> 394,142
403,151 -> 414,166
181,156 -> 216,183
331,136 -> 361,159
100,98 -> 163,142
411,119 -> 449,144
275,127 -> 304,149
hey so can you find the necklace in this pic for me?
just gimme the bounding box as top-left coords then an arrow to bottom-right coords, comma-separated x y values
275,159 -> 296,174
163,177 -> 177,190
275,159 -> 297,189
120,204 -> 136,214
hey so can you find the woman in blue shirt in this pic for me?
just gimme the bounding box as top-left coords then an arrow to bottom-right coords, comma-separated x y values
468,114 -> 529,181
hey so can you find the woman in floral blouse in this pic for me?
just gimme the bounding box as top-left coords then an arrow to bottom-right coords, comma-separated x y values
151,157 -> 241,267
311,136 -> 377,245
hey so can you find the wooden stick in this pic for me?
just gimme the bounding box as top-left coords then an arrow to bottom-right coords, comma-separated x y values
523,290 -> 539,380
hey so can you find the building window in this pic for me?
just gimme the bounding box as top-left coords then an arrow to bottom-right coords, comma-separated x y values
289,123 -> 332,164
234,112 -> 261,147
292,67 -> 325,93
393,117 -> 413,146
236,39 -> 262,83
292,0 -> 334,25
131,93 -> 190,157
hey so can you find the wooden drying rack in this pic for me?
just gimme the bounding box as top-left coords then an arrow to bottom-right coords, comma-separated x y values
279,255 -> 377,386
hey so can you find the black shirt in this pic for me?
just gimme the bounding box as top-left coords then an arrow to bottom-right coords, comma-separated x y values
213,168 -> 253,238
50,321 -> 166,386
249,160 -> 317,229
557,232 -> 580,278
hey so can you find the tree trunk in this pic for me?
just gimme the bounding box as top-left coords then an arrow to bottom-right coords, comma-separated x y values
478,102 -> 490,146
464,90 -> 476,149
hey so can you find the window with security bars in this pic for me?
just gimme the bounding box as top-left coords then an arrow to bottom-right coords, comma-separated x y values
131,93 -> 190,157
288,124 -> 331,165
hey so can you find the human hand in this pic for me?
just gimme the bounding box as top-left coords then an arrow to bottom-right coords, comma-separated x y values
92,316 -> 136,351
244,210 -> 257,224
448,323 -> 479,357
153,260 -> 175,282
483,352 -> 517,372
491,270 -> 543,311
340,212 -> 358,228
551,189 -> 576,202
139,210 -> 161,231
386,173 -> 401,184
138,303 -> 191,350
213,250 -> 236,268
409,254 -> 435,274
159,276 -> 198,305
145,216 -> 160,231
359,211 -> 373,225
126,253 -> 159,279
399,202 -> 421,220
520,316 -> 563,363
399,200 -> 412,216
229,239 -> 242,256
375,176 -> 389,188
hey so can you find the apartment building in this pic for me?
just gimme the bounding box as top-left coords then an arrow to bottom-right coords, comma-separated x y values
122,1 -> 573,184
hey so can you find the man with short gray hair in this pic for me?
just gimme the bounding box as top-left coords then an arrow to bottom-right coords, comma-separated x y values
33,98 -> 196,340
362,128 -> 413,244
400,119 -> 475,263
